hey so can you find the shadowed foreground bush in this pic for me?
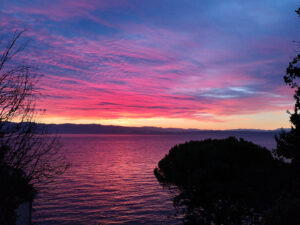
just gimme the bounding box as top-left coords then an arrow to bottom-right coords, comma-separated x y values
0,146 -> 35,225
154,137 -> 290,225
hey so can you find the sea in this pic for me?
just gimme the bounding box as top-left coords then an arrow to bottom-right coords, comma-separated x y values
32,132 -> 277,225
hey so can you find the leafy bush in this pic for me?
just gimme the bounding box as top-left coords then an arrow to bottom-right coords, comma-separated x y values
154,137 -> 290,224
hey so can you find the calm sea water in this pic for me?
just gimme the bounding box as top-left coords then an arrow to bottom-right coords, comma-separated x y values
32,133 -> 276,225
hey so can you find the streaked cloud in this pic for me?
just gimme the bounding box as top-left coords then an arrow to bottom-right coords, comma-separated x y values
1,0 -> 299,128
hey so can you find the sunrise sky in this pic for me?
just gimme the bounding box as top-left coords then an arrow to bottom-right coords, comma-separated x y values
1,0 -> 300,129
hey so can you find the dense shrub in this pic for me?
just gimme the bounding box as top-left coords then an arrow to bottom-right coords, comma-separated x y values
0,145 -> 35,225
154,137 -> 290,224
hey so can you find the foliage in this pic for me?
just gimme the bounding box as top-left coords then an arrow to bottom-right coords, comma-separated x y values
274,8 -> 300,165
0,145 -> 35,225
262,194 -> 300,225
262,8 -> 300,224
154,137 -> 290,224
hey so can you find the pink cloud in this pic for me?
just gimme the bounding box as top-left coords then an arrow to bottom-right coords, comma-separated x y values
0,5 -> 294,126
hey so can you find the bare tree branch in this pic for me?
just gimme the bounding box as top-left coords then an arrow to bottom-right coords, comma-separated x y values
0,30 -> 69,186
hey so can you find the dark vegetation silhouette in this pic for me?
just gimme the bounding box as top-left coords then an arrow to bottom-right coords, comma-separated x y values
154,7 -> 300,225
154,137 -> 290,224
262,7 -> 300,225
274,9 -> 300,167
0,31 -> 69,224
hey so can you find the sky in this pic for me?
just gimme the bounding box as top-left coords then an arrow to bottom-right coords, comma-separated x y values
1,0 -> 300,129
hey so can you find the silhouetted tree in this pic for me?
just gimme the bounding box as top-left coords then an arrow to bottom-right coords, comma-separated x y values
0,30 -> 69,223
274,8 -> 300,168
0,30 -> 69,184
262,8 -> 300,225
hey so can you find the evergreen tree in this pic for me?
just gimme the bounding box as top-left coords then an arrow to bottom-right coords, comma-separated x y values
275,8 -> 300,168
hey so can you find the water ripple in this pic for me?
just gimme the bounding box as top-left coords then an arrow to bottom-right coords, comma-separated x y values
33,134 -> 275,225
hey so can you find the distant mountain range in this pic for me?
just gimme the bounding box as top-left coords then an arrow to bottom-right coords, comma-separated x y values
36,123 -> 289,135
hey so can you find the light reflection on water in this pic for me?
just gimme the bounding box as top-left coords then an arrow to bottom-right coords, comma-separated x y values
33,133 -> 276,225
